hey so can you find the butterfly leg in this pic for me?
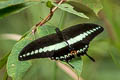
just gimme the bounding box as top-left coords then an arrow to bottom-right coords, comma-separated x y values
77,52 -> 95,62
85,53 -> 95,62
65,60 -> 74,68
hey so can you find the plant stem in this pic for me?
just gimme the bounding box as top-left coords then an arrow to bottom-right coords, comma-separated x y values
32,0 -> 66,33
53,61 -> 57,80
3,68 -> 8,80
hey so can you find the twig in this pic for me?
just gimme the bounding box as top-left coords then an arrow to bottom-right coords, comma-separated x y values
98,10 -> 117,41
32,0 -> 66,34
0,33 -> 21,41
57,61 -> 84,80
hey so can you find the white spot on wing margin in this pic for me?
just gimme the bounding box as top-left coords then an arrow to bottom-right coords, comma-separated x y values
21,26 -> 101,57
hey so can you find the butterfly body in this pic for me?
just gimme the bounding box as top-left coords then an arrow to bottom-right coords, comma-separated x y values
18,23 -> 104,62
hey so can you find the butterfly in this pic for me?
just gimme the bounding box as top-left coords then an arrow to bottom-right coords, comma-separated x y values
18,23 -> 104,65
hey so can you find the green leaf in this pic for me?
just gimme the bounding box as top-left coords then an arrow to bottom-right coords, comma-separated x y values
7,31 -> 33,80
0,0 -> 48,9
7,33 -> 33,80
7,25 -> 56,80
67,1 -> 97,19
69,57 -> 83,76
0,2 -> 38,19
0,0 -> 27,9
0,53 -> 10,70
52,3 -> 89,19
68,0 -> 103,14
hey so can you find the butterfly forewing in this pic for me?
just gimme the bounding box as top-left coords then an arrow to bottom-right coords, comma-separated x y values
19,23 -> 104,61
62,23 -> 103,43
19,33 -> 63,61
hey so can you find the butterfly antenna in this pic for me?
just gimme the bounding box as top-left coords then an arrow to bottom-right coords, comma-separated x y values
85,54 -> 95,62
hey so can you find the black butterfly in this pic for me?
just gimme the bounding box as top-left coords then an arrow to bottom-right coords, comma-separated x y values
18,23 -> 104,65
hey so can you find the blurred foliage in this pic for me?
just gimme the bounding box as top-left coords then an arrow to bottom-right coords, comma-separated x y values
0,52 -> 10,70
0,2 -> 39,19
0,0 -> 120,80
